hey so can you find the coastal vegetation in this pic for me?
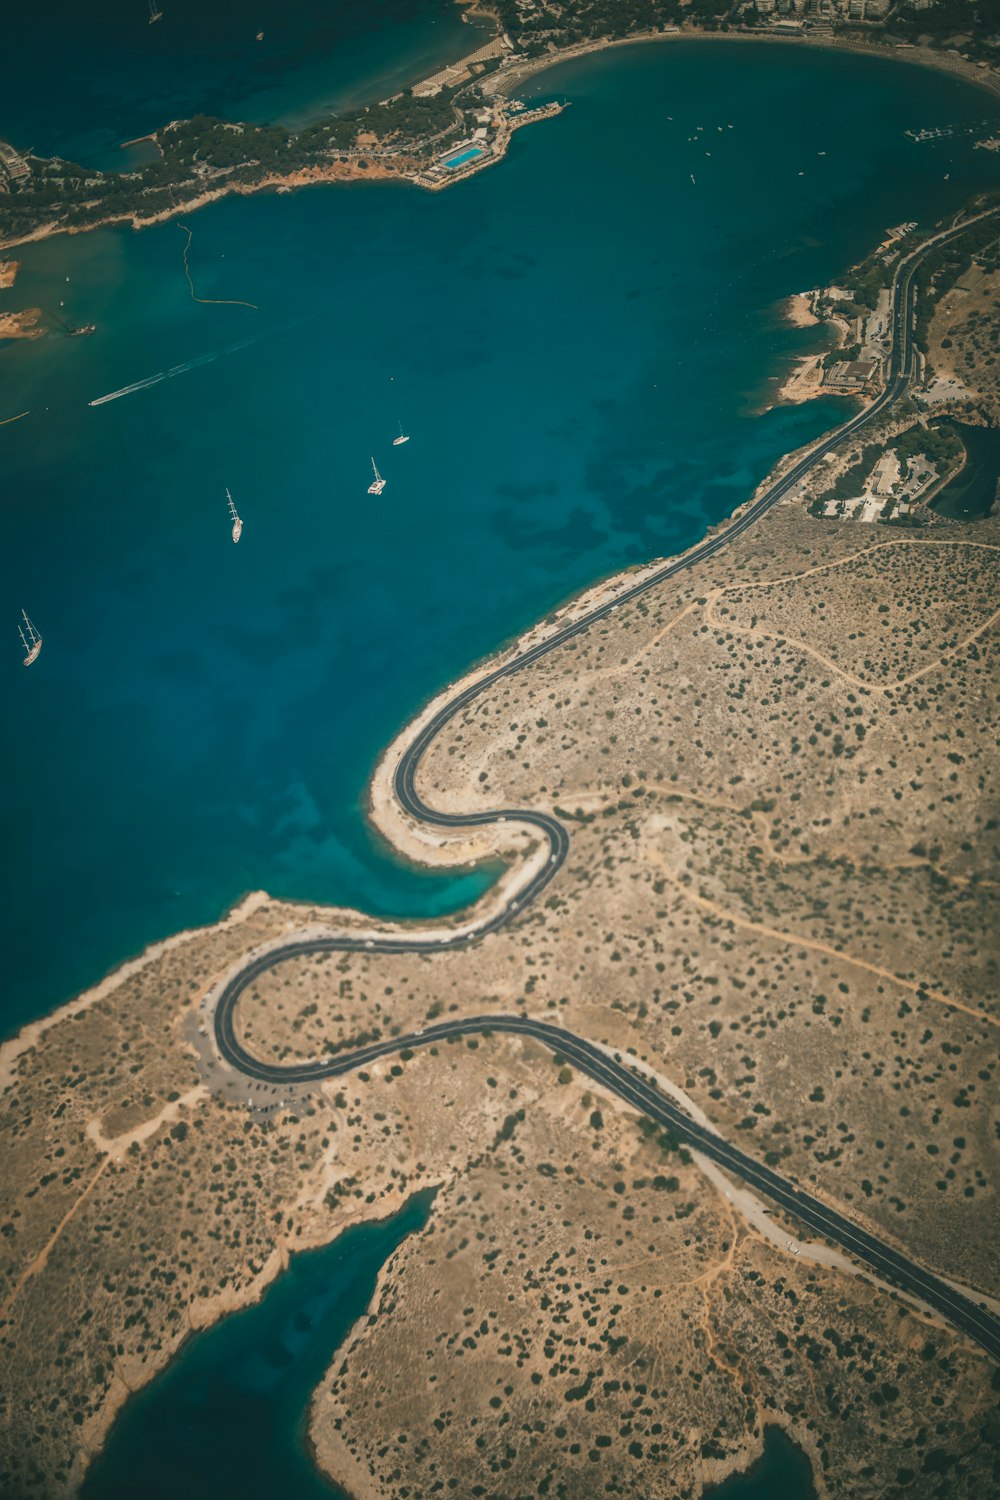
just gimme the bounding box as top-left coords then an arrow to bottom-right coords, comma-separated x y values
3,501 -> 998,1497
2,21 -> 1000,1500
923,215 -> 1000,422
786,198 -> 998,526
493,0 -> 1000,59
0,87 -> 463,245
1,0 -> 999,248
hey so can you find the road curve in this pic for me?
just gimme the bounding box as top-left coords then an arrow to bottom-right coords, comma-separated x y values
214,211 -> 1000,1361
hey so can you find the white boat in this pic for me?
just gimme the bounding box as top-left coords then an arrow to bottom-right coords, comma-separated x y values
148,0 -> 163,22
226,487 -> 243,543
19,610 -> 42,666
367,458 -> 386,496
392,421 -> 410,447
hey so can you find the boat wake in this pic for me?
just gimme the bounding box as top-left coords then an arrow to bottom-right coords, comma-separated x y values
88,336 -> 258,407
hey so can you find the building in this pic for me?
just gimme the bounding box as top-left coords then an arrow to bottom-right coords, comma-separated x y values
823,358 -> 880,390
0,140 -> 31,189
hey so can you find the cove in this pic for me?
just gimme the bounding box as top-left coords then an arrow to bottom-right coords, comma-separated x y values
81,1190 -> 435,1500
3,41 -> 1000,1040
932,421 -> 1000,519
704,1425 -> 817,1500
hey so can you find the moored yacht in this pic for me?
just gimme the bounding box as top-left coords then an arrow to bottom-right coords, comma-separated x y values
19,610 -> 42,666
227,487 -> 243,543
367,458 -> 386,495
392,421 -> 410,447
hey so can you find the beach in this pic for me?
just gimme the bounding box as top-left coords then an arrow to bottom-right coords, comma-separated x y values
488,24 -> 1000,102
0,306 -> 43,339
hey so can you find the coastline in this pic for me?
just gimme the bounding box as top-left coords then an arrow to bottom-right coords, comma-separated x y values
772,288 -> 863,408
2,27 -> 998,255
0,306 -> 44,340
0,157 -> 414,255
0,293 -> 902,1069
2,41 -> 997,1495
0,891 -> 272,1093
784,291 -> 820,330
487,25 -> 1000,102
0,376 -> 844,1070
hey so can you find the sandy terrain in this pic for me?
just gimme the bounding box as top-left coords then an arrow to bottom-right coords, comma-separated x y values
0,307 -> 43,340
2,498 -> 997,1498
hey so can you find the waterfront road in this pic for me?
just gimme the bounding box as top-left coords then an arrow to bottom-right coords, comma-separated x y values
215,1010 -> 1000,1362
214,211 -> 1000,1362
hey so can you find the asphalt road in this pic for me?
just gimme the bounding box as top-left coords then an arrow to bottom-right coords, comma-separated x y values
214,211 -> 1000,1362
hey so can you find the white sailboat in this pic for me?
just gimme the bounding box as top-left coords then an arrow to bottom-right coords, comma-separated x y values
148,0 -> 163,23
367,458 -> 386,496
392,421 -> 410,447
226,487 -> 243,543
19,610 -> 42,666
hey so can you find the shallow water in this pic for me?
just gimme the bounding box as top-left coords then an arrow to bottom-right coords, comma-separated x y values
2,36 -> 998,1041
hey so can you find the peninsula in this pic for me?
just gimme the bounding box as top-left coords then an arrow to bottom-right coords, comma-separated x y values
1,196 -> 998,1498
1,0 -> 999,250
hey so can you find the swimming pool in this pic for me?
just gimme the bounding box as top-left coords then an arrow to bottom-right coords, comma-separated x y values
442,146 -> 484,169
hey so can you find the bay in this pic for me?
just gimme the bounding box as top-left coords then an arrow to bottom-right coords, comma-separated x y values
705,1424 -> 817,1499
2,37 -> 999,1041
0,0 -> 486,170
80,1190 -> 435,1500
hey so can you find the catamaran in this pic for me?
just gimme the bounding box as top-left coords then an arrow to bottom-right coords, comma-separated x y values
392,421 -> 410,447
226,487 -> 243,543
19,610 -> 42,667
367,458 -> 386,496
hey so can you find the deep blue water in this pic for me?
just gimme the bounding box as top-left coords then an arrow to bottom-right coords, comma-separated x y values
81,1191 -> 436,1500
2,36 -> 999,1043
0,0 -> 486,169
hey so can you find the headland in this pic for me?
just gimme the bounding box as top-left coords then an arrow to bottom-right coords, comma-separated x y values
2,0 -> 1000,252
1,193 -> 998,1497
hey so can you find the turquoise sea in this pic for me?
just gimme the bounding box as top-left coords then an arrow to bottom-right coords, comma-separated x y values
2,33 -> 999,1040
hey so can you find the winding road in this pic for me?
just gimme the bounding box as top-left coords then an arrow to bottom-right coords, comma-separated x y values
213,210 -> 1000,1362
